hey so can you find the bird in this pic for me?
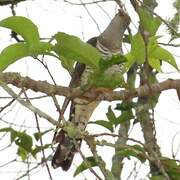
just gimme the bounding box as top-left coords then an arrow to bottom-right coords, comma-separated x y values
52,9 -> 130,171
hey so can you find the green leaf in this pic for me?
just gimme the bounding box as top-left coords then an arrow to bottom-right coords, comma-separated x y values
124,52 -> 136,71
11,129 -> 18,143
148,58 -> 162,72
0,127 -> 33,152
115,102 -> 135,111
0,127 -> 16,143
99,54 -> 127,71
17,147 -> 28,161
74,156 -> 98,177
117,145 -> 146,163
53,32 -> 101,69
91,120 -> 113,132
131,33 -> 145,65
0,42 -> 52,71
31,144 -> 51,158
149,46 -> 179,71
0,127 -> 13,133
106,106 -> 117,124
162,158 -> 180,179
151,176 -> 164,180
0,127 -> 33,160
90,55 -> 126,88
0,43 -> 30,71
139,8 -> 161,36
116,111 -> 134,125
14,131 -> 33,152
91,68 -> 125,88
148,36 -> 160,52
34,129 -> 53,141
59,55 -> 75,74
0,16 -> 40,53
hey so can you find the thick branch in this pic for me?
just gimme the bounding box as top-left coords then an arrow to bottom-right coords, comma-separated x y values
0,0 -> 26,5
130,0 -> 171,179
0,72 -> 78,97
0,72 -> 180,101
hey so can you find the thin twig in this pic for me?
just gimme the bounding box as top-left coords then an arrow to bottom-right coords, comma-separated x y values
51,95 -> 66,142
16,164 -> 40,180
158,42 -> 180,47
79,0 -> 101,33
0,98 -> 15,113
0,81 -> 57,125
136,0 -> 179,37
0,95 -> 48,100
0,158 -> 16,168
91,132 -> 144,146
96,2 -> 111,20
0,117 -> 50,129
78,150 -> 103,180
34,113 -> 54,180
64,0 -> 114,6
36,58 -> 57,85
85,136 -> 114,179
172,131 -> 180,159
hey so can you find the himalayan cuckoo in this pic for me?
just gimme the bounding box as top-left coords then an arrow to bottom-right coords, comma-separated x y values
52,9 -> 130,171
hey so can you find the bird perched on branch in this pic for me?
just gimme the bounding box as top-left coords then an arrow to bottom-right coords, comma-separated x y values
52,9 -> 130,171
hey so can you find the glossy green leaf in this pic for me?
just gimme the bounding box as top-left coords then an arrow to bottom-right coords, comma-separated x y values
131,33 -> 145,65
147,36 -> 178,71
53,32 -> 101,69
0,42 -> 52,71
91,120 -> 113,132
148,58 -> 162,72
0,43 -> 30,71
139,8 -> 161,36
74,156 -> 98,177
0,16 -> 40,52
149,46 -> 179,71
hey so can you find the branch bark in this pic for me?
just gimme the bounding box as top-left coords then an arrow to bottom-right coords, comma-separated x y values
130,0 -> 171,179
0,72 -> 180,101
0,0 -> 26,6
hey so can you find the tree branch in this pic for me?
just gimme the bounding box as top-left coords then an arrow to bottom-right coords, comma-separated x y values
0,72 -> 180,102
0,0 -> 26,6
0,79 -> 57,125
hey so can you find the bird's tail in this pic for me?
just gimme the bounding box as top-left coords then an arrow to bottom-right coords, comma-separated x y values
51,130 -> 80,171
52,99 -> 99,171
